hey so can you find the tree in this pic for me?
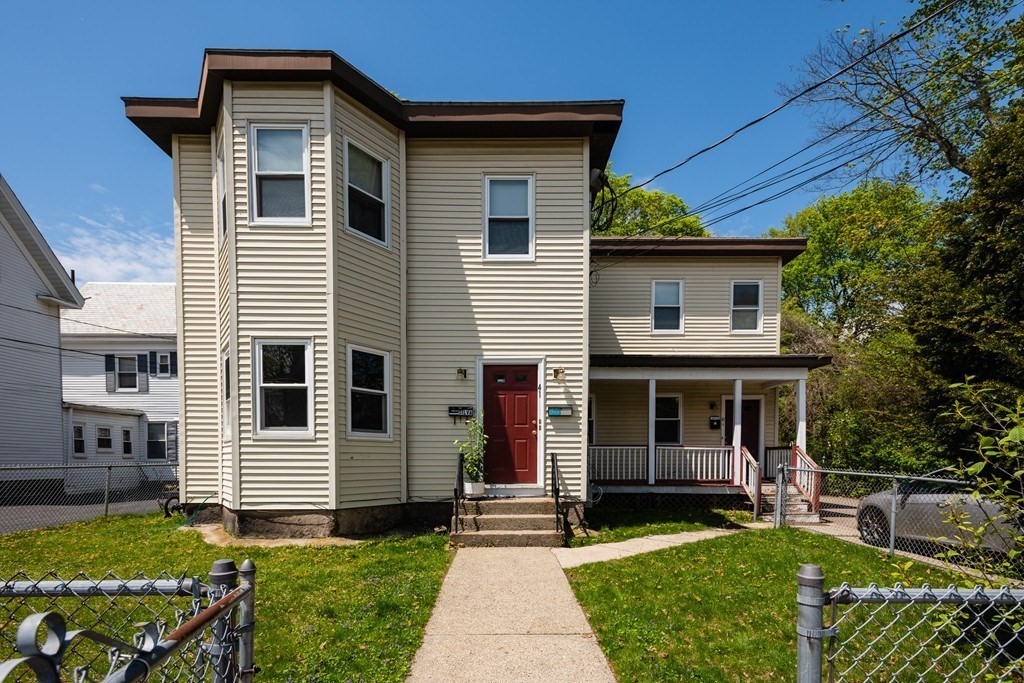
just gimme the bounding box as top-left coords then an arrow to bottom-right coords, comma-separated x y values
768,179 -> 934,340
785,0 -> 1024,183
591,164 -> 708,236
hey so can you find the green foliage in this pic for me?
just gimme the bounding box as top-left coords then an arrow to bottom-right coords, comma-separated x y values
454,415 -> 487,483
571,506 -> 750,547
769,179 -> 934,340
591,164 -> 708,236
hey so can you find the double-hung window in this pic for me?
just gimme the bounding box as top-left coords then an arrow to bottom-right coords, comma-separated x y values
587,395 -> 596,445
255,340 -> 311,434
72,425 -> 85,456
484,176 -> 533,259
147,423 -> 167,459
345,141 -> 388,245
122,428 -> 133,456
348,346 -> 390,437
157,353 -> 171,376
116,356 -> 138,391
731,281 -> 762,333
654,395 -> 683,445
652,280 -> 684,333
250,124 -> 309,223
217,141 -> 228,237
222,351 -> 232,440
97,426 -> 113,452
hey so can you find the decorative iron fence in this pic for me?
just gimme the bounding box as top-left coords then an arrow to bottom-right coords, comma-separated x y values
0,463 -> 179,536
0,559 -> 255,682
796,564 -> 1024,682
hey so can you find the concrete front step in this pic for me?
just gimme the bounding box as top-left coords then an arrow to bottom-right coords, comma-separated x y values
459,497 -> 556,516
450,529 -> 565,547
453,513 -> 559,532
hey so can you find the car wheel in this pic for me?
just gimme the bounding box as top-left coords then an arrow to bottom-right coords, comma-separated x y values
859,507 -> 889,547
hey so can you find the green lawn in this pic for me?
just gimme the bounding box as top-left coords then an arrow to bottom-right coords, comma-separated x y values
0,514 -> 451,682
571,505 -> 752,547
567,527 -> 964,682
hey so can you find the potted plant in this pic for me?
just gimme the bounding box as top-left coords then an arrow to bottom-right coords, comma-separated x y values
454,415 -> 487,497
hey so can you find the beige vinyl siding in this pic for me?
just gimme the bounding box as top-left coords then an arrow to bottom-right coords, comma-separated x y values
230,82 -> 331,510
333,88 -> 403,508
215,111 -> 236,509
590,380 -> 778,454
590,257 -> 781,355
174,135 -> 219,502
406,139 -> 589,499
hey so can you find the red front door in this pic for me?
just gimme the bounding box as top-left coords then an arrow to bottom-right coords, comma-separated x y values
483,365 -> 538,484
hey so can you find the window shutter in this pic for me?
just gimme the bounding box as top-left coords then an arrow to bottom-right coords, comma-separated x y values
170,352 -> 178,377
137,354 -> 149,393
105,355 -> 116,393
149,351 -> 157,376
167,421 -> 178,460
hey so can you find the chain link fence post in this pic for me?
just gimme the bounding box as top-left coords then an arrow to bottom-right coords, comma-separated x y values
103,465 -> 112,517
238,559 -> 257,683
797,564 -> 826,683
888,477 -> 898,557
209,559 -> 239,683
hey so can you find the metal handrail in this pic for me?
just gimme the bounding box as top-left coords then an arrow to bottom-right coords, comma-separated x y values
452,452 -> 464,534
739,446 -> 761,521
551,452 -> 561,534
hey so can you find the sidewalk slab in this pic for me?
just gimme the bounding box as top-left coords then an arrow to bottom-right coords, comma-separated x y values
554,528 -> 741,569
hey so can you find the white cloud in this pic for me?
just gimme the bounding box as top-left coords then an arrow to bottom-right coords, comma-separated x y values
49,208 -> 174,285
88,183 -> 110,194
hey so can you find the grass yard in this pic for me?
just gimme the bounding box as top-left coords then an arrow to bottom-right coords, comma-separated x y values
567,527 -> 964,682
0,514 -> 451,682
571,505 -> 752,547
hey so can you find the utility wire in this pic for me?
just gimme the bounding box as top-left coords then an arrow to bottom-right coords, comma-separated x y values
0,301 -> 176,342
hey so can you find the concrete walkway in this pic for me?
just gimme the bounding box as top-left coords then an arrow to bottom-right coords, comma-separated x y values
407,547 -> 616,682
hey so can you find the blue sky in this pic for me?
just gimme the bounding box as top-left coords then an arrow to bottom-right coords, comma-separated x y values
0,0 -> 909,284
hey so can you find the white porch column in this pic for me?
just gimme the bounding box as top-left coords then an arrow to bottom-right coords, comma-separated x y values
732,378 -> 743,485
647,378 -> 656,485
796,378 -> 807,452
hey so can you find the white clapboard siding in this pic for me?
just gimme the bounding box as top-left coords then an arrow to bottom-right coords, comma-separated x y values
230,83 -> 332,510
175,135 -> 220,502
406,138 -> 588,499
590,256 -> 781,355
61,339 -> 179,422
333,88 -> 404,507
215,109 -> 236,509
0,217 -> 65,467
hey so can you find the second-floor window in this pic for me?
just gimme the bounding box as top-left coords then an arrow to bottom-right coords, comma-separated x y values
346,141 -> 388,245
484,176 -> 533,259
116,356 -> 138,391
157,353 -> 171,376
250,124 -> 309,223
652,280 -> 684,333
731,281 -> 763,333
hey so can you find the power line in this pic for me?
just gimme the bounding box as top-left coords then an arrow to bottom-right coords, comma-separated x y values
0,301 -> 176,342
0,335 -> 109,359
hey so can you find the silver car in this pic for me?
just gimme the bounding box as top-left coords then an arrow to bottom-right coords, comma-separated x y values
857,477 -> 1019,554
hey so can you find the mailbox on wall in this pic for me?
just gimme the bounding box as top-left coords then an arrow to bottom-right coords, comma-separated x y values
547,406 -> 573,417
709,415 -> 722,430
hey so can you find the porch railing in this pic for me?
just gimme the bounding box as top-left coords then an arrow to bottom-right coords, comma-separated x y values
588,446 -> 647,481
791,445 -> 822,513
655,447 -> 733,481
765,447 -> 790,481
739,446 -> 761,520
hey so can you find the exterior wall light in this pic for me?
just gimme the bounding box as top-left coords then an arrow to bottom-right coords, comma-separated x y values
552,367 -> 566,381
456,368 -> 468,380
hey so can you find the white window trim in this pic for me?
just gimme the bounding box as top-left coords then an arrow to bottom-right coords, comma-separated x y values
346,344 -> 392,440
96,425 -> 114,453
147,422 -> 168,460
248,123 -> 312,227
72,423 -> 86,459
222,349 -> 233,442
253,338 -> 314,439
157,352 -> 171,377
483,174 -> 535,261
587,394 -> 596,445
122,428 -> 134,458
217,139 -> 228,240
343,137 -> 391,248
730,279 -> 764,334
654,393 -> 684,446
651,280 -> 685,334
115,356 -> 139,393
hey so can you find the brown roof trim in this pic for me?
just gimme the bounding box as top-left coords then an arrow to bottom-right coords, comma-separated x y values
590,237 -> 807,264
123,49 -> 623,169
590,354 -> 833,369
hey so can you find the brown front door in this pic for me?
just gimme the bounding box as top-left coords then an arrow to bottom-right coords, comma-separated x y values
483,365 -> 538,484
724,399 -> 761,460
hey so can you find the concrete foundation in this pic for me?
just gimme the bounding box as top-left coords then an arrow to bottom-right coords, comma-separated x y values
209,502 -> 443,538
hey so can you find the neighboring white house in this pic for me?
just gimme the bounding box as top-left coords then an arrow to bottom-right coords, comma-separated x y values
60,283 -> 179,464
124,49 -> 830,541
0,173 -> 84,473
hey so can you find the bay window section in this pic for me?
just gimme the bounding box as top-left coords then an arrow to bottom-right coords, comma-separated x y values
346,141 -> 388,244
250,125 -> 309,223
256,340 -> 311,435
349,346 -> 390,437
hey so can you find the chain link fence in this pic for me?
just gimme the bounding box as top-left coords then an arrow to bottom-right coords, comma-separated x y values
0,463 -> 179,536
0,559 -> 255,683
796,564 -> 1024,682
776,466 -> 1023,577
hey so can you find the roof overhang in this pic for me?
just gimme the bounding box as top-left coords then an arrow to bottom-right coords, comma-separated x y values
590,237 -> 808,264
591,354 -> 832,369
62,402 -> 144,417
123,49 -> 623,170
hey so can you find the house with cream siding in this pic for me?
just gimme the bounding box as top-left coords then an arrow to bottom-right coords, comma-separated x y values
60,282 -> 179,463
0,173 -> 83,474
124,49 -> 829,543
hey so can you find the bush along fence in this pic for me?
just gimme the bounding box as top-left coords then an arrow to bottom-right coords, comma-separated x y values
0,558 -> 254,682
0,462 -> 179,536
796,564 -> 1024,682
